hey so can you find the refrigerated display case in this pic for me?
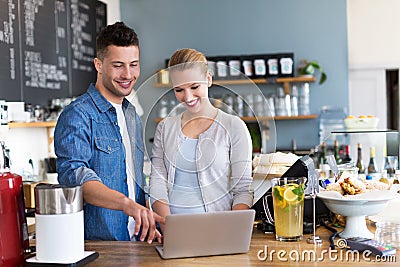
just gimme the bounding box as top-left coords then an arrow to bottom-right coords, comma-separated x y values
330,129 -> 399,173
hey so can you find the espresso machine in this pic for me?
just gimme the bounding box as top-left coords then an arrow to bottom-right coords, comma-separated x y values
0,142 -> 29,267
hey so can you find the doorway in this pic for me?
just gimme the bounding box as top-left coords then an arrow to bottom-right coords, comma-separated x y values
386,69 -> 399,130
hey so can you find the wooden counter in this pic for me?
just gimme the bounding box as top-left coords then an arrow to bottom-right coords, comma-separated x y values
84,222 -> 399,266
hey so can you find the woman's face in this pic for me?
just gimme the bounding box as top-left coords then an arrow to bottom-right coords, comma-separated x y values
170,67 -> 211,114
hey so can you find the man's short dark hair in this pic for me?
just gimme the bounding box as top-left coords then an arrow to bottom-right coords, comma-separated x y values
96,21 -> 139,60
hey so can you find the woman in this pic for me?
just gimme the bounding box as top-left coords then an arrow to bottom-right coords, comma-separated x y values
149,48 -> 253,219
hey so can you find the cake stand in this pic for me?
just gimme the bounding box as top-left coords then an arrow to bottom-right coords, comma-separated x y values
317,191 -> 397,239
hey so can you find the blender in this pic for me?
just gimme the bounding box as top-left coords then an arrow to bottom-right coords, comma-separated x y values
0,142 -> 29,267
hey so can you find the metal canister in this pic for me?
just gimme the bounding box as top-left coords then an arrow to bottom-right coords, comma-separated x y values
35,184 -> 82,215
34,184 -> 84,262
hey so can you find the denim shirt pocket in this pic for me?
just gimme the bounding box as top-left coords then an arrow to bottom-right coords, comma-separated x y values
94,137 -> 123,189
95,137 -> 120,154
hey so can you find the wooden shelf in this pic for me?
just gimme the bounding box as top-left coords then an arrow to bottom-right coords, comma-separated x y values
7,121 -> 57,154
8,121 -> 56,128
276,76 -> 317,83
155,114 -> 317,123
154,76 -> 316,89
212,79 -> 266,86
241,114 -> 318,122
8,121 -> 57,153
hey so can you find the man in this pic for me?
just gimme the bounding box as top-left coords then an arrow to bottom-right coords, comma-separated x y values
54,22 -> 163,242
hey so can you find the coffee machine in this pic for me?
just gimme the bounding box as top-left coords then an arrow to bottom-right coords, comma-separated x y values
0,142 -> 29,267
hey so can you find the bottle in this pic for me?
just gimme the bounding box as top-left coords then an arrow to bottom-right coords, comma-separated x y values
333,140 -> 343,164
367,146 -> 378,176
275,87 -> 287,116
310,147 -> 319,169
356,143 -> 365,174
318,142 -> 327,167
284,92 -> 291,116
291,139 -> 297,154
223,94 -> 234,114
394,170 -> 400,184
380,169 -> 389,180
235,94 -> 244,117
245,94 -> 254,117
253,94 -> 264,117
379,169 -> 393,185
169,99 -> 177,116
382,147 -> 395,177
290,85 -> 298,116
159,99 -> 168,118
343,145 -> 352,164
339,149 -> 345,163
298,83 -> 310,115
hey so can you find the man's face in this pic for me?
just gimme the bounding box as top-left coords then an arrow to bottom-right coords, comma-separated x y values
94,45 -> 140,104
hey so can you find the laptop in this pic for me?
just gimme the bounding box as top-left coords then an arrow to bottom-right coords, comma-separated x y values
155,209 -> 255,259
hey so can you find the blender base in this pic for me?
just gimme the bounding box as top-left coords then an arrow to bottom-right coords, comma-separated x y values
25,251 -> 99,266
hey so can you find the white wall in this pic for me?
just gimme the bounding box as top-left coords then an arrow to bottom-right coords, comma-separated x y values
347,0 -> 399,130
347,0 -> 400,67
99,0 -> 121,24
1,126 -> 49,179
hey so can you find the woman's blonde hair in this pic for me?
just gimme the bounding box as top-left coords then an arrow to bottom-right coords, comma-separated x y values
168,48 -> 208,76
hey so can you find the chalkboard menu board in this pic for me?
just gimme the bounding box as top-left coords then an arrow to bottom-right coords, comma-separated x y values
0,0 -> 107,105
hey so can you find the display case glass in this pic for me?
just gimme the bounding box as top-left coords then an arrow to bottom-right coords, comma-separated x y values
330,129 -> 399,172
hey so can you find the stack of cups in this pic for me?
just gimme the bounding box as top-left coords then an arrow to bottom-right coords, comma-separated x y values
298,83 -> 310,115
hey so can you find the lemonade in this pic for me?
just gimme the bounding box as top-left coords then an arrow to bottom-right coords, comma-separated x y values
272,179 -> 305,241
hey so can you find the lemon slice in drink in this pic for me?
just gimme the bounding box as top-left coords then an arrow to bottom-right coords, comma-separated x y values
273,186 -> 287,208
283,185 -> 298,202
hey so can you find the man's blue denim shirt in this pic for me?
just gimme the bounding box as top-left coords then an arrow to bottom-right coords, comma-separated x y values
54,83 -> 146,241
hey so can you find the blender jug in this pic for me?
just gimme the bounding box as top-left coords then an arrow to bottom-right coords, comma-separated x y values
0,142 -> 29,267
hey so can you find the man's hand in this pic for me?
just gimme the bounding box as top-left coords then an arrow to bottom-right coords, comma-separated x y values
82,181 -> 165,243
123,199 -> 165,243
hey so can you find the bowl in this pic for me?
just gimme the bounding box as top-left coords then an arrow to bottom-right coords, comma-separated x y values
344,116 -> 379,130
318,190 -> 397,238
368,185 -> 400,223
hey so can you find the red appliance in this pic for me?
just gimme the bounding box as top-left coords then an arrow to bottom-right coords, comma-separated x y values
0,145 -> 29,267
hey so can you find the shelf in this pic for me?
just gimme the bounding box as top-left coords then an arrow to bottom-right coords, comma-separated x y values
7,121 -> 57,154
331,129 -> 397,134
275,76 -> 317,83
239,114 -> 318,122
154,114 -> 317,123
154,76 -> 316,90
8,121 -> 56,128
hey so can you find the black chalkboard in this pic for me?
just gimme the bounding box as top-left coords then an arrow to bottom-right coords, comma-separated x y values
0,0 -> 107,106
